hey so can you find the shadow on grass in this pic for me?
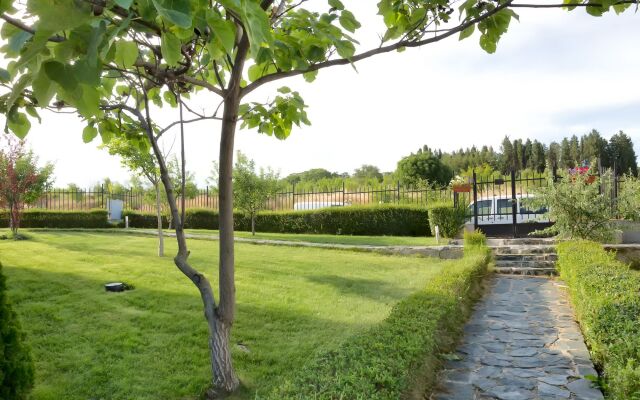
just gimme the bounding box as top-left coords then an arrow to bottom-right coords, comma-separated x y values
2,263 -> 362,400
305,274 -> 413,302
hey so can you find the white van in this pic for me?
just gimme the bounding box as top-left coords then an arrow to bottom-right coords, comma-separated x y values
293,201 -> 349,211
466,194 -> 549,225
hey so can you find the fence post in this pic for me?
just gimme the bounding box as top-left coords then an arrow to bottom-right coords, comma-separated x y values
473,170 -> 478,230
342,181 -> 345,205
511,170 -> 517,238
101,184 -> 105,209
292,183 -> 296,210
206,186 -> 209,208
396,181 -> 400,204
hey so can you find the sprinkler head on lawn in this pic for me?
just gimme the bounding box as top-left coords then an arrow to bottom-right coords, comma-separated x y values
104,282 -> 133,292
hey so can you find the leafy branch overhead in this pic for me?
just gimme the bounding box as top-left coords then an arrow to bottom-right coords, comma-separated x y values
1,0 -> 635,141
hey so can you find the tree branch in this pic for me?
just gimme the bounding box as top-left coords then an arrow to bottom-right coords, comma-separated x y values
157,115 -> 222,137
242,0 -> 514,97
0,14 -> 65,42
510,0 -> 637,7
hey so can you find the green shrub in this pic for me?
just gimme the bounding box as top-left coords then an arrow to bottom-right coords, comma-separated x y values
125,205 -> 431,236
122,210 -> 169,229
427,202 -> 466,238
528,173 -> 615,241
271,244 -> 491,399
464,229 -> 487,247
557,241 -> 640,399
0,262 -> 35,399
0,209 -> 110,229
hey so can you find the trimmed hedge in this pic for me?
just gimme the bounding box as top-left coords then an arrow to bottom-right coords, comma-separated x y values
427,202 -> 466,238
270,242 -> 491,399
0,209 -> 110,229
125,205 -> 431,236
0,262 -> 35,399
557,241 -> 640,399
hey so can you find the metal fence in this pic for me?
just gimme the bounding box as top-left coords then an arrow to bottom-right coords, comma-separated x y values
27,173 -> 627,213
28,183 -> 459,212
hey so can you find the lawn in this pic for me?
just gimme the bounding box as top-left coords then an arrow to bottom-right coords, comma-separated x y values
155,229 -> 442,246
0,231 -> 449,400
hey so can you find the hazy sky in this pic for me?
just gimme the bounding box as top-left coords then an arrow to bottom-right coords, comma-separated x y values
2,2 -> 639,187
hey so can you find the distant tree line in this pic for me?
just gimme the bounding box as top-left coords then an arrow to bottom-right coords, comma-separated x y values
56,129 -> 637,192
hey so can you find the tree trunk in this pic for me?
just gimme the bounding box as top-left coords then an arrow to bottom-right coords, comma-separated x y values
251,213 -> 255,236
155,183 -> 164,257
141,94 -> 240,394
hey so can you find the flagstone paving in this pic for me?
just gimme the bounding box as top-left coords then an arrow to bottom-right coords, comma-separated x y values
433,275 -> 603,400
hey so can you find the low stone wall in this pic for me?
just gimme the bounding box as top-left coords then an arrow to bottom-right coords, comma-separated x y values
603,244 -> 640,270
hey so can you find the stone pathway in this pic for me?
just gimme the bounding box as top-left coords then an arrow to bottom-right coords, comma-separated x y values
433,275 -> 603,400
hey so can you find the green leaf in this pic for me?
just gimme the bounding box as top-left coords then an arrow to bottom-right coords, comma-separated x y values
328,0 -> 344,10
240,0 -> 273,58
459,24 -> 475,41
6,110 -> 31,139
82,125 -> 98,143
339,10 -> 361,33
0,68 -> 10,82
25,106 -> 41,123
479,34 -> 496,54
335,40 -> 355,59
161,32 -> 182,66
114,40 -> 139,68
303,70 -> 318,83
44,61 -> 78,91
586,5 -> 604,16
27,0 -> 92,31
113,0 -> 134,9
32,68 -> 56,106
151,0 -> 192,28
248,64 -> 264,82
207,13 -> 236,53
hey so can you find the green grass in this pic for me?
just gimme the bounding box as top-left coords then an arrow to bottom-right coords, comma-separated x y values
0,231 -> 449,400
175,229 -> 441,246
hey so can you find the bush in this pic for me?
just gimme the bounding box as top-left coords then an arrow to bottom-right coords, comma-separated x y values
0,209 -> 110,229
271,244 -> 491,399
529,173 -> 614,241
464,229 -> 487,247
557,241 -> 640,399
125,205 -> 431,236
427,202 -> 466,238
0,262 -> 35,399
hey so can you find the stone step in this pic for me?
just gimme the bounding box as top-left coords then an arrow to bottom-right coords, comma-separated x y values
449,238 -> 555,246
494,253 -> 558,262
494,267 -> 558,276
495,260 -> 556,269
492,245 -> 556,255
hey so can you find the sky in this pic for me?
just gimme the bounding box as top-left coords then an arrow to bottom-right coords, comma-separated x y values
1,2 -> 639,187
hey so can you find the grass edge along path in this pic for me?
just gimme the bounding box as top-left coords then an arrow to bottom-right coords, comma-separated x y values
270,241 -> 492,400
557,241 -> 640,400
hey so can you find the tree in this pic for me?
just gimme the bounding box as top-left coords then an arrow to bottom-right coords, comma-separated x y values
233,151 -> 280,235
0,137 -> 52,237
101,137 -> 165,256
396,150 -> 453,186
1,0 -> 635,394
560,137 -> 574,168
608,131 -> 638,176
284,168 -> 340,185
581,129 -> 608,166
353,164 -> 383,182
547,142 -> 560,171
531,140 -> 546,173
569,134 -> 581,166
529,171 -> 615,241
499,136 -> 515,173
